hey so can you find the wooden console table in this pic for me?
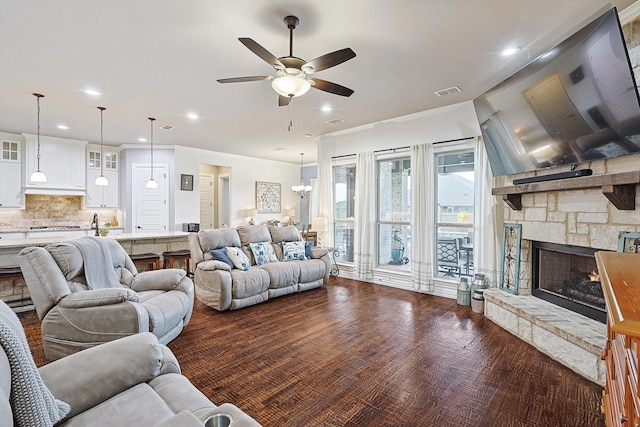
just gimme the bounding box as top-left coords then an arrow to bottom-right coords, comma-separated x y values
493,171 -> 640,210
596,251 -> 640,426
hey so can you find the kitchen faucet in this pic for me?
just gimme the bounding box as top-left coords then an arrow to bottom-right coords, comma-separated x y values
91,213 -> 99,236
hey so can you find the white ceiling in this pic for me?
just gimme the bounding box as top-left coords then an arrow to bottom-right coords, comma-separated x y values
0,0 -> 637,164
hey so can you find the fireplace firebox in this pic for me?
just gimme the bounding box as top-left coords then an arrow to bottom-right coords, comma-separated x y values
532,241 -> 605,323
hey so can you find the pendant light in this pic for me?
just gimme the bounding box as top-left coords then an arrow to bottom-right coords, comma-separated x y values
94,106 -> 109,186
30,93 -> 47,183
292,152 -> 311,198
146,117 -> 158,189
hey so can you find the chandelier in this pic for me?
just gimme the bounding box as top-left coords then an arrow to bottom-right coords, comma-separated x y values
292,152 -> 311,198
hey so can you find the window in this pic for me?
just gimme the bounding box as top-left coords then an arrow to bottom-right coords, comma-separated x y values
377,157 -> 410,270
2,141 -> 19,161
333,164 -> 355,262
435,150 -> 474,278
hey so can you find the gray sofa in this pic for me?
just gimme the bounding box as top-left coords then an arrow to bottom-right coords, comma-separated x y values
189,225 -> 330,311
17,237 -> 194,360
0,299 -> 261,427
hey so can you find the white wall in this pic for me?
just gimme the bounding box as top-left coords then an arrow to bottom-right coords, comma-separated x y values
318,101 -> 481,158
174,146 -> 300,228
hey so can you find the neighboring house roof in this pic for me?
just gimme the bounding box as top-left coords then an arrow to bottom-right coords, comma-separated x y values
438,174 -> 474,207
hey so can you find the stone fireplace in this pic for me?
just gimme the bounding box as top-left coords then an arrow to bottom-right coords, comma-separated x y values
483,154 -> 640,386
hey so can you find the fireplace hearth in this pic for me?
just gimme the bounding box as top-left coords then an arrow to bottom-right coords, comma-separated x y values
532,241 -> 605,323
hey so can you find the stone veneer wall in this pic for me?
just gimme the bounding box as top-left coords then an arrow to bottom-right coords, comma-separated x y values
0,195 -> 122,230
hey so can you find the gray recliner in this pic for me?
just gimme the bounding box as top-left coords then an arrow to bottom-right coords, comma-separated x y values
0,299 -> 261,427
17,237 -> 194,361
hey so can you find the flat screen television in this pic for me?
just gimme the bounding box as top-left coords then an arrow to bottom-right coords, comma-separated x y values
473,8 -> 640,177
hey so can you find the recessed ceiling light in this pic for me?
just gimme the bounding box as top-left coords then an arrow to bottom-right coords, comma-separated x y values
274,147 -> 284,151
160,125 -> 175,130
138,137 -> 147,142
187,113 -> 199,120
83,89 -> 101,96
321,105 -> 332,112
326,118 -> 344,124
305,133 -> 313,138
57,124 -> 69,130
501,47 -> 520,56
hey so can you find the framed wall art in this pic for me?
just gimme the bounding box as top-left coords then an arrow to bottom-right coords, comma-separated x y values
256,181 -> 281,213
500,223 -> 522,294
180,174 -> 193,191
617,231 -> 640,253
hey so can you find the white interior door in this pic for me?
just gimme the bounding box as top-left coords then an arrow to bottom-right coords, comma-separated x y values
132,164 -> 169,232
200,173 -> 214,229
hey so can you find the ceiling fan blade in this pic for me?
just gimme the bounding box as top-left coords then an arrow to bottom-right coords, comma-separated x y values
239,38 -> 285,69
278,95 -> 291,107
217,76 -> 272,83
303,48 -> 356,73
310,78 -> 354,97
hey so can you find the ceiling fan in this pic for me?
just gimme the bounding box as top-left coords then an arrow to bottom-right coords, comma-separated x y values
217,15 -> 356,106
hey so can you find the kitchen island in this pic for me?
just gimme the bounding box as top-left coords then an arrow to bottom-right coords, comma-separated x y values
0,231 -> 192,310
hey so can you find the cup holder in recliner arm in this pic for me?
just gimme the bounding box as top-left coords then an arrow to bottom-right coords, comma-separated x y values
204,413 -> 233,427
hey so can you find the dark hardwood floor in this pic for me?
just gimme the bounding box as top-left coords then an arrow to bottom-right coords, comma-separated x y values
19,278 -> 605,426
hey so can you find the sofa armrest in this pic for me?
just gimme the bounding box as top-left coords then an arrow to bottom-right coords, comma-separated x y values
57,288 -> 139,309
154,411 -> 205,427
197,260 -> 232,272
130,269 -> 188,292
40,332 -> 176,419
311,247 -> 328,259
210,403 -> 262,427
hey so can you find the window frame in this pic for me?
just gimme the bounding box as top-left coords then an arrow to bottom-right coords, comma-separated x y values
433,140 -> 475,281
375,152 -> 411,271
332,159 -> 356,264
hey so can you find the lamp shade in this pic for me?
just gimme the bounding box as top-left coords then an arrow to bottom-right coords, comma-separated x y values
247,209 -> 258,217
284,209 -> 295,217
311,217 -> 328,233
271,75 -> 311,98
146,178 -> 158,189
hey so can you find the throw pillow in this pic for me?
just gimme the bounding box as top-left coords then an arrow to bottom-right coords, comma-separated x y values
248,241 -> 279,266
225,246 -> 251,270
211,248 -> 234,268
304,240 -> 314,259
282,241 -> 307,261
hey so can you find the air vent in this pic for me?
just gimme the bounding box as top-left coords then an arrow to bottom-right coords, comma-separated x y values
434,86 -> 461,97
326,118 -> 345,124
160,125 -> 175,130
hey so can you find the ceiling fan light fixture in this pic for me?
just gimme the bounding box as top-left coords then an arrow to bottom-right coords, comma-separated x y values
271,75 -> 311,98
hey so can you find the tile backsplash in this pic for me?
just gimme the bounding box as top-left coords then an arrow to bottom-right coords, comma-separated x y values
0,195 -> 121,230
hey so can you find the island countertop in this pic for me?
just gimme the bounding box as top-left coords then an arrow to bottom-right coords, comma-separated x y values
0,231 -> 191,267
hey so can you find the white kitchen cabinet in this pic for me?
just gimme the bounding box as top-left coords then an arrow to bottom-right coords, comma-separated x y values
0,139 -> 23,208
23,134 -> 87,194
85,147 -> 119,208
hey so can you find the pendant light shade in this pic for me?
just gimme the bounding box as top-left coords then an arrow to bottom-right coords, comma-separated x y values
95,106 -> 108,186
146,117 -> 158,189
30,93 -> 47,183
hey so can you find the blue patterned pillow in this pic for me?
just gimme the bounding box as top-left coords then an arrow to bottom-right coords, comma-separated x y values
211,248 -> 234,268
282,241 -> 307,261
304,241 -> 313,259
248,241 -> 279,266
225,246 -> 251,270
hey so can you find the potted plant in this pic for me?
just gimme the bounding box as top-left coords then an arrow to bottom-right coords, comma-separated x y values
99,228 -> 109,237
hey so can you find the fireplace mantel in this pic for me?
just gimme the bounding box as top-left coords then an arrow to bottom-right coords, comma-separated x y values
492,171 -> 640,211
